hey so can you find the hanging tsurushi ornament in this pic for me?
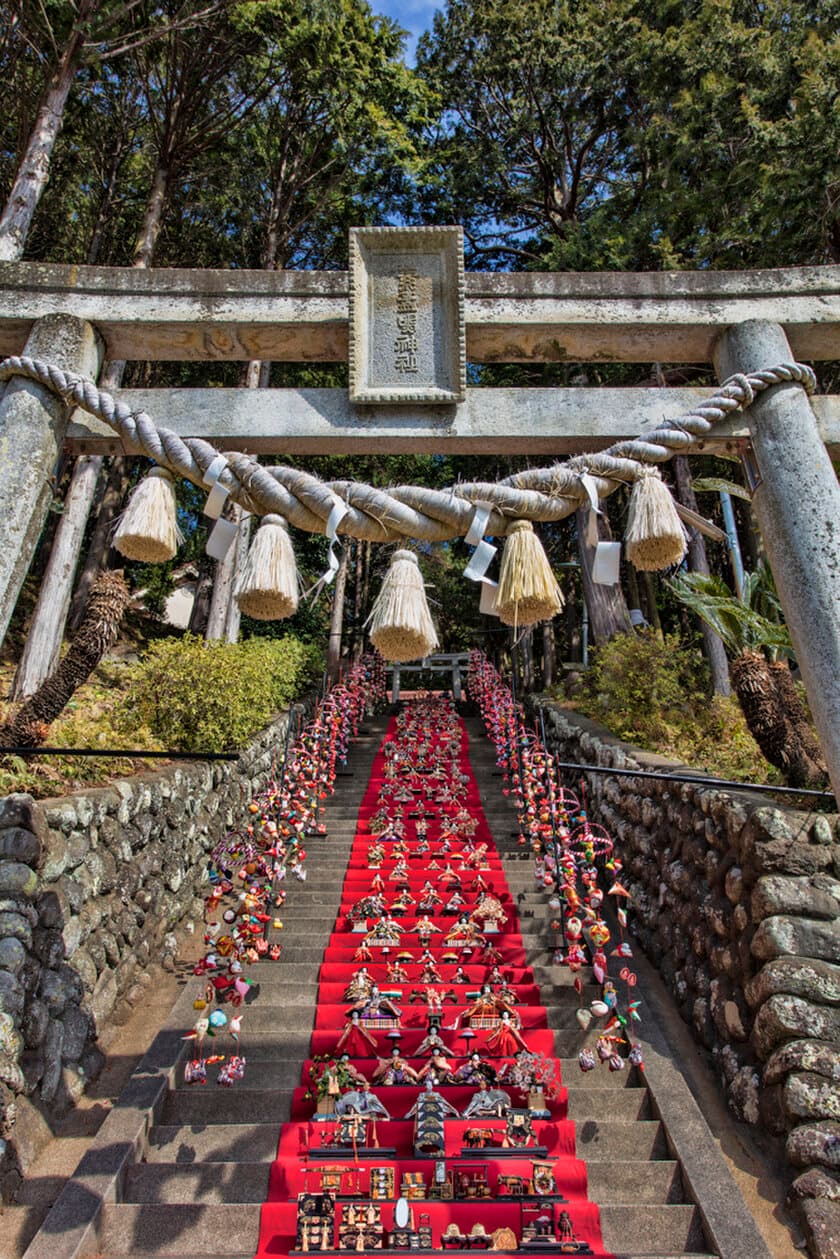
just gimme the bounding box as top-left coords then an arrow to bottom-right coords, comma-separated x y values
467,650 -> 645,1076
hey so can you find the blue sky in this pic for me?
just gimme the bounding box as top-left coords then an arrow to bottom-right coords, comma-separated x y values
373,0 -> 441,64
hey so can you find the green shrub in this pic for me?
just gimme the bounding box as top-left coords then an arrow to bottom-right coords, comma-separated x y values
577,630 -> 703,745
120,634 -> 323,753
569,630 -> 780,784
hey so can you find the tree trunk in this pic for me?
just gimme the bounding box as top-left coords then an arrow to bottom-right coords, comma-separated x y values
730,651 -> 826,788
0,6 -> 95,261
132,163 -> 169,268
564,573 -> 579,661
0,571 -> 130,747
187,559 -> 214,635
11,456 -> 103,698
575,508 -> 632,644
641,571 -> 663,638
86,130 -> 130,265
326,548 -> 349,682
768,661 -> 828,785
625,562 -> 641,618
673,456 -> 731,696
205,505 -> 243,640
520,627 -> 535,692
69,455 -> 128,631
541,621 -> 554,688
351,540 -> 364,661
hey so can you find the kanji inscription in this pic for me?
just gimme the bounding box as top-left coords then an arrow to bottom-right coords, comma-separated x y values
349,226 -> 465,404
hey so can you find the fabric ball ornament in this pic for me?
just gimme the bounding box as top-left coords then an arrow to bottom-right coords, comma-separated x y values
624,468 -> 687,571
114,466 -> 181,563
368,549 -> 439,662
208,1009 -> 227,1030
235,514 -> 299,620
496,520 -> 564,627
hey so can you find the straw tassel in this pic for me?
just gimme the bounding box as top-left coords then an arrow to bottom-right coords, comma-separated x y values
495,520 -> 564,627
624,469 -> 687,571
235,514 -> 299,620
367,549 -> 439,662
113,466 -> 181,563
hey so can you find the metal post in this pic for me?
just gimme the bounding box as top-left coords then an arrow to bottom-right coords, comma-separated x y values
714,319 -> 840,804
719,490 -> 745,599
0,314 -> 101,646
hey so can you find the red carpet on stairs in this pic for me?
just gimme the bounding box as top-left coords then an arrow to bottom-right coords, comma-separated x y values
254,698 -> 613,1258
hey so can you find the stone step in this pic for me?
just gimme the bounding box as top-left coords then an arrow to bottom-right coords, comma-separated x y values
146,1123 -> 280,1164
124,1161 -> 270,1204
162,1087 -> 295,1125
99,1203 -> 260,1255
575,1119 -> 668,1161
587,1160 -> 685,1205
601,1205 -> 708,1254
568,1087 -> 651,1121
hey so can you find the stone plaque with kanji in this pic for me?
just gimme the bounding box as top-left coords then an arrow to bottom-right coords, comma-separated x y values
349,226 -> 465,404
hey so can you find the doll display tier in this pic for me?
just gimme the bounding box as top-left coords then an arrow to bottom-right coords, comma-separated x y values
252,702 -> 611,1259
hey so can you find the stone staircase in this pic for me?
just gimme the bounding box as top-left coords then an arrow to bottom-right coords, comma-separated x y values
20,712 -> 770,1259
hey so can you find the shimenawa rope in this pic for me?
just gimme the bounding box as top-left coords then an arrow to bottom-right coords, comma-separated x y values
0,356 -> 816,544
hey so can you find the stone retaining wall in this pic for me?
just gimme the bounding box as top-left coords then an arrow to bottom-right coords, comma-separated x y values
532,700 -> 840,1247
0,712 -> 289,1200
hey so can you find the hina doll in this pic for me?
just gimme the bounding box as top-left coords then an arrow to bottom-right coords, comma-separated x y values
335,1010 -> 378,1056
417,1041 -> 458,1083
367,842 -> 386,868
372,1047 -> 421,1085
389,858 -> 410,885
444,915 -> 484,947
444,890 -> 466,915
343,968 -> 374,1001
457,983 -> 516,1028
390,890 -> 415,916
386,959 -> 410,983
417,882 -> 442,914
337,1053 -> 369,1086
454,1052 -> 498,1086
365,915 -> 402,947
414,916 -> 440,948
420,954 -> 443,983
350,985 -> 401,1022
486,1010 -> 529,1057
461,1079 -> 512,1118
335,1081 -> 390,1120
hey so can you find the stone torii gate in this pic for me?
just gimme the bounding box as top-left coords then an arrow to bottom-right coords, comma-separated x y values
0,227 -> 839,799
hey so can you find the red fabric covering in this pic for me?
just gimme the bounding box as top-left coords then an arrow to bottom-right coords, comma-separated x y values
252,711 -> 613,1259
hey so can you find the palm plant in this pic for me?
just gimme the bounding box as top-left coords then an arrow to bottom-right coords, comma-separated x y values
669,563 -> 827,788
1,572 -> 131,748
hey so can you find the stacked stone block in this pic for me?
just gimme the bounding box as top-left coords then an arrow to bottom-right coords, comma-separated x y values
0,713 -> 288,1200
533,700 -> 840,1251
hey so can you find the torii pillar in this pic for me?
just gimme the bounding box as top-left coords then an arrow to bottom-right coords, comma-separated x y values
0,314 -> 102,645
715,320 -> 840,804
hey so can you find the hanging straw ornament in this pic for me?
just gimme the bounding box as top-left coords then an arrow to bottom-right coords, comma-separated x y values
113,466 -> 181,563
235,514 -> 299,620
368,549 -> 439,662
624,468 -> 687,571
495,520 -> 564,628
